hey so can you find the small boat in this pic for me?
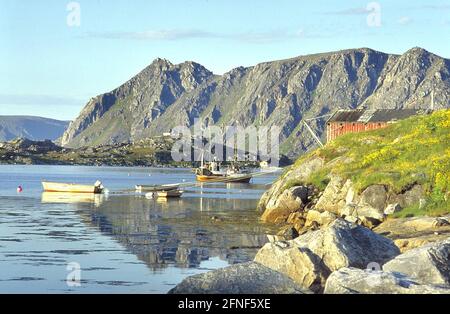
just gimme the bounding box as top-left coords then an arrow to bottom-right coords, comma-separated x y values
259,161 -> 283,172
196,173 -> 252,183
135,184 -> 180,192
157,190 -> 184,198
146,190 -> 184,198
194,159 -> 253,183
42,181 -> 104,194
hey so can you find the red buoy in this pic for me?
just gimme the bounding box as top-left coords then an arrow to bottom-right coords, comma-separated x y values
17,186 -> 23,193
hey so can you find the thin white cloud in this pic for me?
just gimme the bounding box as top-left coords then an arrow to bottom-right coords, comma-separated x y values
322,7 -> 369,15
82,28 -> 305,44
84,29 -> 215,41
420,4 -> 450,10
0,94 -> 83,107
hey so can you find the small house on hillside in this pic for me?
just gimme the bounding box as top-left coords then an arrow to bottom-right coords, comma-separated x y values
326,109 -> 424,142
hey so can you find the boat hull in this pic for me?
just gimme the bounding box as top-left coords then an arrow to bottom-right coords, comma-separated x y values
146,190 -> 184,198
196,175 -> 252,183
196,175 -> 224,182
42,182 -> 102,194
157,190 -> 184,198
135,184 -> 180,192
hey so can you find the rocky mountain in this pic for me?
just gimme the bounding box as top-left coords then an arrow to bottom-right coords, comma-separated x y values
61,47 -> 450,157
0,116 -> 69,142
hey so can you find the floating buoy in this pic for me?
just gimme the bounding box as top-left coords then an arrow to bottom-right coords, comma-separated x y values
17,186 -> 23,193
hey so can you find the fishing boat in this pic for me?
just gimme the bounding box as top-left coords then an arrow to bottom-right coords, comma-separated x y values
196,172 -> 253,183
156,190 -> 184,198
42,181 -> 104,194
194,159 -> 253,183
135,184 -> 180,192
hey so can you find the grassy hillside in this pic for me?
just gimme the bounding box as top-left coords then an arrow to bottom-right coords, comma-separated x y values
284,109 -> 450,217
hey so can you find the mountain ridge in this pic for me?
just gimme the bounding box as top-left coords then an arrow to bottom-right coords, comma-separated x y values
0,116 -> 69,142
61,47 -> 450,157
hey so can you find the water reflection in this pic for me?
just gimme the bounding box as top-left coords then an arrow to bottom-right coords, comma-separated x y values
41,192 -> 107,207
0,166 -> 280,292
75,194 -> 277,271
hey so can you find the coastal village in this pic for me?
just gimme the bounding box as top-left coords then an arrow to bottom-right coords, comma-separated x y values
170,108 -> 450,294
3,0 -> 450,306
2,107 -> 449,294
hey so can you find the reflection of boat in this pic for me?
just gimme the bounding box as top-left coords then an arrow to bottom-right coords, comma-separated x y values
135,184 -> 180,192
146,190 -> 184,199
41,192 -> 105,206
42,181 -> 104,194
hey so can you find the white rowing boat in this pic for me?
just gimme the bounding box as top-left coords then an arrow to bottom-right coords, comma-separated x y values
146,190 -> 184,199
135,184 -> 180,192
42,181 -> 104,194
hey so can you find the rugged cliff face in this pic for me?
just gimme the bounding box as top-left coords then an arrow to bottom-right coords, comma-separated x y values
61,48 -> 450,157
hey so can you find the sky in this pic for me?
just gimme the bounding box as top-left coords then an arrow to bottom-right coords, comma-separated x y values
0,0 -> 450,120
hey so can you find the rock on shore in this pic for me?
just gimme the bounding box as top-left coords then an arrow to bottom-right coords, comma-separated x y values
168,262 -> 312,294
374,215 -> 450,252
169,218 -> 450,294
254,219 -> 400,292
324,267 -> 450,294
325,238 -> 450,294
383,239 -> 450,285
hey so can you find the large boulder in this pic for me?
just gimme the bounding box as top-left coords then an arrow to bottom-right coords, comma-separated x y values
168,262 -> 311,294
324,267 -> 450,294
254,242 -> 329,293
254,219 -> 400,292
315,177 -> 352,214
293,219 -> 400,271
340,203 -> 386,228
304,210 -> 338,228
257,157 -> 324,212
360,185 -> 387,211
261,186 -> 309,223
387,184 -> 426,208
383,239 -> 450,285
374,215 -> 450,252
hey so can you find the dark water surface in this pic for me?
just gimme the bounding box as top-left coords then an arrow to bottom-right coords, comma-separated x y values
0,165 -> 279,293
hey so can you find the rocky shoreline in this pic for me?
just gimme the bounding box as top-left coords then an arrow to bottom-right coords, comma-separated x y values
0,138 -> 192,167
257,155 -> 432,233
169,218 -> 450,294
169,112 -> 450,294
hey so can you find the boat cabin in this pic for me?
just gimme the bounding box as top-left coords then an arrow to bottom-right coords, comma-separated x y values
326,109 -> 424,142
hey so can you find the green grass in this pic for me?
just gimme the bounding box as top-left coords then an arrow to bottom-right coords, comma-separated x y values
280,109 -> 450,217
393,200 -> 449,218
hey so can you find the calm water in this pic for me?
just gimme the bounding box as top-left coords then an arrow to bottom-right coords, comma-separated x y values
0,165 -> 279,293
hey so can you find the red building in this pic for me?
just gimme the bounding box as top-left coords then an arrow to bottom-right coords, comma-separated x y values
326,109 -> 423,143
